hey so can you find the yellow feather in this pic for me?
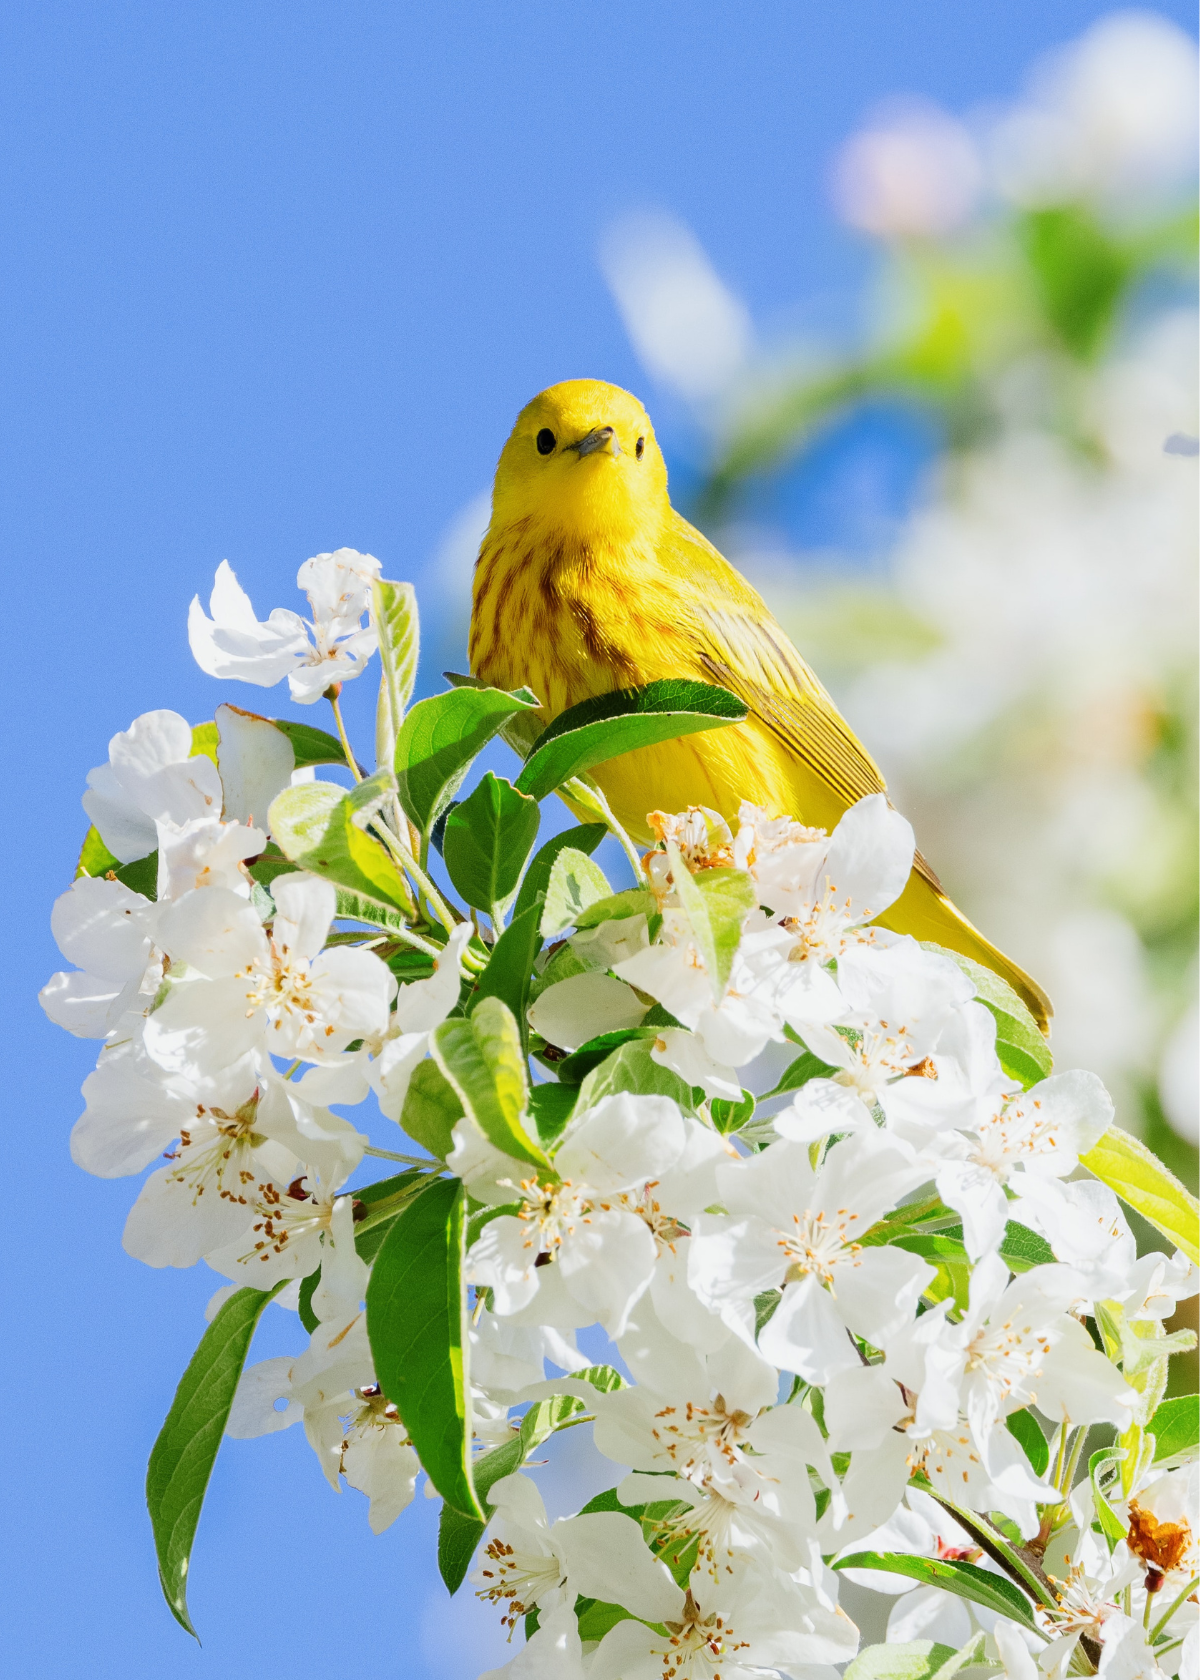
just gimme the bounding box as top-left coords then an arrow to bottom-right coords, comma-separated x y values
470,378 -> 1052,1031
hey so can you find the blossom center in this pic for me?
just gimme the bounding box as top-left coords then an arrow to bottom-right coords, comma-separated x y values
779,1209 -> 862,1284
516,1178 -> 590,1254
660,1589 -> 749,1676
474,1539 -> 564,1629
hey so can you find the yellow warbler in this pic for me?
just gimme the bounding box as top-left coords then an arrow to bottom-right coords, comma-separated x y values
469,378 -> 1051,1030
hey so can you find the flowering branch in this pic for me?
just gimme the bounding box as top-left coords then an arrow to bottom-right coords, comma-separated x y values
44,561 -> 1199,1680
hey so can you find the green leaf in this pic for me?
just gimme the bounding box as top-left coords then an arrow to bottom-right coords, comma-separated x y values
844,1643 -> 958,1680
1149,1394 -> 1199,1462
400,1059 -> 465,1160
573,1363 -> 627,1393
395,687 -> 539,835
999,1220 -> 1056,1271
554,1028 -> 660,1086
835,1553 -> 1041,1632
443,670 -> 546,753
268,779 -> 417,921
1081,1126 -> 1200,1264
514,679 -> 748,803
575,1598 -> 641,1642
920,1489 -> 1058,1611
297,1270 -> 320,1334
930,1634 -> 989,1680
366,1177 -> 483,1520
1089,1445 -> 1129,1551
527,1081 -> 578,1147
667,843 -> 757,997
540,846 -> 613,936
763,1046 -> 840,1099
269,717 -> 355,770
574,1037 -> 694,1115
190,721 -> 219,764
469,900 -> 544,1035
372,578 -> 420,773
574,887 -> 657,929
353,1170 -> 436,1261
511,823 -> 607,927
331,886 -> 415,933
1006,1408 -> 1050,1477
924,944 -> 1053,1089
76,824 -> 122,879
710,1089 -> 756,1133
1019,205 -> 1131,360
437,1394 -> 584,1592
443,772 -> 541,915
116,851 -> 159,900
146,1282 -> 283,1637
529,940 -> 597,1004
432,997 -> 549,1172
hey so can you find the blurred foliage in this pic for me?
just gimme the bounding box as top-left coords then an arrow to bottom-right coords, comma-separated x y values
698,203 -> 1197,522
691,185 -> 1197,1180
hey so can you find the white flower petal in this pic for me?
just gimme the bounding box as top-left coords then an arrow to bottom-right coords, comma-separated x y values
553,1511 -> 684,1623
554,1092 -> 686,1192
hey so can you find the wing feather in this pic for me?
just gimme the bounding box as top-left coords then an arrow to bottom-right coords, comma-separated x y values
665,519 -> 943,891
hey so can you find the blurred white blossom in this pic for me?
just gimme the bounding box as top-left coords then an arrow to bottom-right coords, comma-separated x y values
990,12 -> 1199,208
599,211 -> 753,401
832,100 -> 984,238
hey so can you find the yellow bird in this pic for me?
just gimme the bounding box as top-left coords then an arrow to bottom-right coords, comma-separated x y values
469,378 -> 1051,1031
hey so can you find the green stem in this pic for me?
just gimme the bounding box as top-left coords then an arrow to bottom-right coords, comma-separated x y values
374,919 -> 442,959
1149,1576 -> 1199,1643
1050,1423 -> 1070,1494
367,819 -> 458,940
353,1173 -> 441,1235
327,690 -> 363,784
364,1144 -> 442,1167
1058,1424 -> 1088,1497
490,901 -> 506,936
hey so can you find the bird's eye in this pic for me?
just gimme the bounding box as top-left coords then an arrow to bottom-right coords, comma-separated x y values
636,436 -> 645,459
536,428 -> 556,455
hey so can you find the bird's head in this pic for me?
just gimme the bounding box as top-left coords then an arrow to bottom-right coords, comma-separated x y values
490,379 -> 669,544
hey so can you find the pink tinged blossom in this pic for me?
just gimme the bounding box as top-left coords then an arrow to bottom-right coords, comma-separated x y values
833,101 -> 983,238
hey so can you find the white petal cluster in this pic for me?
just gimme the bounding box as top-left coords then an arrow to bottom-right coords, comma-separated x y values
45,653 -> 1198,1679
189,550 -> 381,703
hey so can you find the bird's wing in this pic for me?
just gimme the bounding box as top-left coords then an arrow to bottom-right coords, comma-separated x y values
669,517 -> 943,890
692,621 -> 886,807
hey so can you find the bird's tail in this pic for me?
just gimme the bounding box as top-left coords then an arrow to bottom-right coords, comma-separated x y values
874,865 -> 1052,1035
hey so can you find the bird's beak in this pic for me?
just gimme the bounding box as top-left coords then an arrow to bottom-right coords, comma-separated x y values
568,425 -> 621,458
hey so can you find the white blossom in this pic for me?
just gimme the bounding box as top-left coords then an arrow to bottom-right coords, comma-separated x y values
590,1560 -> 858,1680
39,875 -> 158,1039
931,1068 -> 1115,1259
689,1131 -> 932,1381
144,873 -> 395,1076
371,922 -> 472,1121
465,1092 -> 687,1336
188,552 -> 381,703
470,1471 -> 684,1631
81,708 -> 223,863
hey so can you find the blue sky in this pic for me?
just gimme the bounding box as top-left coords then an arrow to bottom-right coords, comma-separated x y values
5,4 -> 1195,1675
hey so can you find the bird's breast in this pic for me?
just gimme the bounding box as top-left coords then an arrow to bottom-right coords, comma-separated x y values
469,520 -> 674,718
